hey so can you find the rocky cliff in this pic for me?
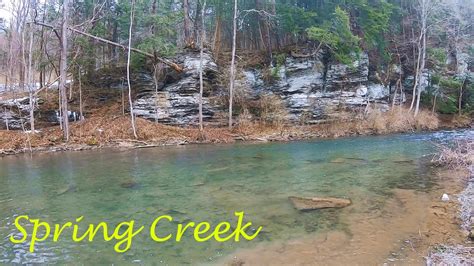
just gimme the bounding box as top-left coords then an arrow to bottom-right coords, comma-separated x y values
0,50 -> 404,129
133,52 -> 220,126
243,52 -> 394,123
130,50 -> 399,125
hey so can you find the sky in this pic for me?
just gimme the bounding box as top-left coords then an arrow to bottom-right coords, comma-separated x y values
0,0 -> 12,22
0,0 -> 47,25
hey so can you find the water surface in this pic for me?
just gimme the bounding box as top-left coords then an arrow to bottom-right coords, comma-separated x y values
0,130 -> 471,264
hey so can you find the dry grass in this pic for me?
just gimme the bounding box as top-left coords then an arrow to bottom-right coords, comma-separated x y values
431,140 -> 474,169
0,102 -> 467,155
301,107 -> 441,138
257,94 -> 289,128
365,108 -> 439,134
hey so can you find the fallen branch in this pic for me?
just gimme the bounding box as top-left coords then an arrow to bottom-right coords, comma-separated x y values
290,43 -> 323,58
32,21 -> 183,72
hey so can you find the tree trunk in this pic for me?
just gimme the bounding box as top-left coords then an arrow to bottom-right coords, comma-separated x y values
4,107 -> 9,131
193,0 -> 202,45
39,1 -> 46,88
212,16 -> 222,61
199,0 -> 207,133
19,51 -> 25,92
458,78 -> 465,116
410,33 -> 422,111
127,0 -> 138,139
432,93 -> 437,113
27,26 -> 35,132
229,0 -> 237,129
392,79 -> 400,109
78,66 -> 84,120
60,0 -> 70,141
414,27 -> 426,117
152,63 -> 165,123
269,0 -> 280,51
255,0 -> 271,62
183,0 -> 193,47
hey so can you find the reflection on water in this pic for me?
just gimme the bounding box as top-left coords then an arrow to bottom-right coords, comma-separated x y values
0,130 -> 471,264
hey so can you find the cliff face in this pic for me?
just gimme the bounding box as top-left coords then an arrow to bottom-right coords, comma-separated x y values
133,52 -> 220,126
243,52 -> 394,123
131,51 -> 399,125
0,50 -> 403,129
0,97 -> 34,130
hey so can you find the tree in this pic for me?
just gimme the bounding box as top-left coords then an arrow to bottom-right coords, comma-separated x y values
228,0 -> 237,129
127,0 -> 138,139
59,0 -> 70,141
199,0 -> 207,133
412,0 -> 430,117
183,0 -> 193,46
27,22 -> 35,131
306,6 -> 360,64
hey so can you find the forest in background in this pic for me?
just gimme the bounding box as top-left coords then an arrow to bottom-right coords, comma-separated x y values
0,0 -> 472,141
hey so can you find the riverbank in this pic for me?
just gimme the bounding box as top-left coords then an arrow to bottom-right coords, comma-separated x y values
425,141 -> 474,265
220,167 -> 473,265
0,108 -> 471,157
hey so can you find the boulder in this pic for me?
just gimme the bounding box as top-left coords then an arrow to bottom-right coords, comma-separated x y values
289,196 -> 352,211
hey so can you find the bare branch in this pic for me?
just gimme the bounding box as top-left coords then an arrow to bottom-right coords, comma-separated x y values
31,21 -> 184,72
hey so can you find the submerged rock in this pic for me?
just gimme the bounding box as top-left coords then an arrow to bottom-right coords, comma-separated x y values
120,180 -> 139,189
289,196 -> 352,211
330,158 -> 346,164
57,184 -> 77,196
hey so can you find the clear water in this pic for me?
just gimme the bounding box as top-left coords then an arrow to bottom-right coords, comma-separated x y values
0,130 -> 472,264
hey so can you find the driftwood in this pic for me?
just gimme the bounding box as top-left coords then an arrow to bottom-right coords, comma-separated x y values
33,21 -> 183,73
0,149 -> 17,156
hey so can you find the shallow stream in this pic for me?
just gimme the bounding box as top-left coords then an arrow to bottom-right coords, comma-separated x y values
0,130 -> 472,264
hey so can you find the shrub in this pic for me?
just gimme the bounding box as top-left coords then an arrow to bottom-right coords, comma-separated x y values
258,94 -> 289,127
365,107 -> 439,133
432,140 -> 473,169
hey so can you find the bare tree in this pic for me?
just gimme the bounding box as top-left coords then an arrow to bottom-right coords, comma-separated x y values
458,77 -> 466,116
414,10 -> 426,117
59,0 -> 70,140
228,0 -> 237,129
198,0 -> 207,133
127,0 -> 138,139
24,0 -> 37,132
183,0 -> 193,47
27,23 -> 35,131
411,0 -> 446,117
78,66 -> 84,120
153,63 -> 161,123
